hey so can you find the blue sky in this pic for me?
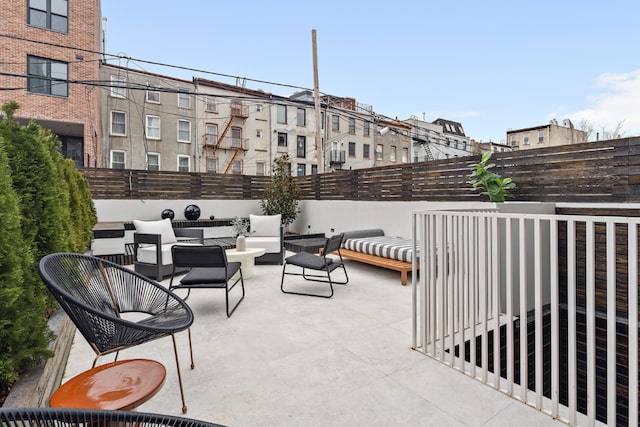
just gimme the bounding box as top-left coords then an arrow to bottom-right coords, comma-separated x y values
101,1 -> 640,142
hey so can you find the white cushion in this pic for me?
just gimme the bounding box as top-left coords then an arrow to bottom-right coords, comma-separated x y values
249,214 -> 281,237
137,242 -> 201,265
245,236 -> 281,253
133,219 -> 177,244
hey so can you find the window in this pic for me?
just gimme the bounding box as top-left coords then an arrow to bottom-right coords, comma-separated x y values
256,104 -> 263,112
331,115 -> 340,132
110,76 -> 126,98
348,142 -> 356,157
390,146 -> 397,162
177,155 -> 190,172
205,96 -> 217,112
538,130 -> 544,143
206,157 -> 218,173
146,83 -> 160,103
27,56 -> 67,97
311,164 -> 318,175
402,147 -> 409,163
147,153 -> 160,171
110,111 -> 126,136
146,115 -> 161,139
348,118 -> 356,134
363,121 -> 370,137
363,144 -> 370,159
177,120 -> 191,142
297,108 -> 306,126
321,111 -> 325,129
28,0 -> 67,32
297,164 -> 306,176
277,132 -> 288,147
523,133 -> 530,145
110,150 -> 125,169
231,160 -> 242,175
256,129 -> 263,138
510,135 -> 517,146
204,124 -> 217,145
231,127 -> 242,148
177,92 -> 191,108
297,136 -> 306,158
277,105 -> 287,124
256,161 -> 265,176
376,144 -> 383,161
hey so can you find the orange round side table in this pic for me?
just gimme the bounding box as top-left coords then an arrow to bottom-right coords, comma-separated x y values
50,359 -> 166,411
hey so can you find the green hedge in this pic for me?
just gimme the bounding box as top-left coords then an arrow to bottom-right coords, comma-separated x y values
0,101 -> 97,398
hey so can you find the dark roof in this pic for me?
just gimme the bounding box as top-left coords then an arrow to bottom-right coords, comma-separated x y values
433,118 -> 466,136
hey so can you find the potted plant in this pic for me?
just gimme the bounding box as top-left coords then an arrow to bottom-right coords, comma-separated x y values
260,154 -> 301,229
230,217 -> 249,251
468,151 -> 516,202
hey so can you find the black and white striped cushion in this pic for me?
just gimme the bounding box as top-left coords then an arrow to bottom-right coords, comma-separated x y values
342,236 -> 416,263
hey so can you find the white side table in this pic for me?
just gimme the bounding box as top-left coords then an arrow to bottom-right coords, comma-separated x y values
225,247 -> 266,278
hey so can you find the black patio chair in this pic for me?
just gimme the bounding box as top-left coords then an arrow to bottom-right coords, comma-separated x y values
169,245 -> 245,317
0,407 -> 225,427
38,253 -> 195,414
280,233 -> 349,298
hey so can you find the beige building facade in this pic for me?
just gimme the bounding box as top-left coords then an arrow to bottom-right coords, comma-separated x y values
507,119 -> 587,151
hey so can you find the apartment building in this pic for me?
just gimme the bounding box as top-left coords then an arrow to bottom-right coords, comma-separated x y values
507,118 -> 588,150
0,0 -> 102,167
405,117 -> 470,162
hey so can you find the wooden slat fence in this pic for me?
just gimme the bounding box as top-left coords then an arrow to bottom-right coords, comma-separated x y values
83,137 -> 640,203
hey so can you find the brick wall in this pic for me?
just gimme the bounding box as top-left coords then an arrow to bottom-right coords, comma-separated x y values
0,0 -> 102,167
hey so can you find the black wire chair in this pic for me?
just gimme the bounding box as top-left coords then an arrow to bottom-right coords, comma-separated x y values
280,233 -> 349,298
0,407 -> 225,427
38,253 -> 195,413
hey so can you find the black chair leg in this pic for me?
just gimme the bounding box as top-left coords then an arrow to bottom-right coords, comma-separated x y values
280,263 -> 334,298
226,270 -> 245,317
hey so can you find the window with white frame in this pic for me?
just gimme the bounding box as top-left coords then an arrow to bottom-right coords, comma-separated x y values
231,127 -> 242,148
205,123 -> 217,145
177,120 -> 191,143
538,130 -> 544,143
510,135 -> 517,146
146,83 -> 160,103
110,111 -> 126,136
177,155 -> 190,172
147,153 -> 160,171
145,115 -> 161,139
110,150 -> 125,169
256,161 -> 265,176
110,76 -> 126,98
256,104 -> 263,112
205,96 -> 217,112
402,147 -> 409,163
376,144 -> 383,161
297,108 -> 306,126
177,92 -> 191,108
390,146 -> 397,162
348,117 -> 356,134
277,105 -> 287,124
206,157 -> 218,173
28,0 -> 68,32
523,133 -> 530,145
363,144 -> 370,159
331,115 -> 339,132
256,129 -> 263,138
363,121 -> 370,137
231,160 -> 242,175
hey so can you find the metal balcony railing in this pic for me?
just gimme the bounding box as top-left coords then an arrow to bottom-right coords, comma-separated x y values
203,135 -> 248,150
412,209 -> 639,426
329,150 -> 345,167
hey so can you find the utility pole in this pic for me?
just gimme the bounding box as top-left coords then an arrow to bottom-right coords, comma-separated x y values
312,29 -> 323,173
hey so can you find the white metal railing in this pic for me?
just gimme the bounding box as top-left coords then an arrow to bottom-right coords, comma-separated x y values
411,210 -> 639,426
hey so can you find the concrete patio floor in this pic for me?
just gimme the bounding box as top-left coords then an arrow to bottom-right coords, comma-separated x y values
61,254 -> 563,426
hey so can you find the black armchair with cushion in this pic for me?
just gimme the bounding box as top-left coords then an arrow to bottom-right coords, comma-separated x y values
169,245 -> 245,317
0,407 -> 225,427
280,233 -> 349,298
38,253 -> 195,413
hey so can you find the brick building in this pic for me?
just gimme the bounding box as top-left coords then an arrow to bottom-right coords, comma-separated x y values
0,0 -> 102,167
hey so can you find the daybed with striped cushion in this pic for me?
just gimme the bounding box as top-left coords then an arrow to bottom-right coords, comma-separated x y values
337,229 -> 418,286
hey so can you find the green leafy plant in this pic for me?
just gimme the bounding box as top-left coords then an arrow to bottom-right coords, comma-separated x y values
468,151 -> 516,202
260,154 -> 301,228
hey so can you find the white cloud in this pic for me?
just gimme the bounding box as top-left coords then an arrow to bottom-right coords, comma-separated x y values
569,70 -> 640,138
